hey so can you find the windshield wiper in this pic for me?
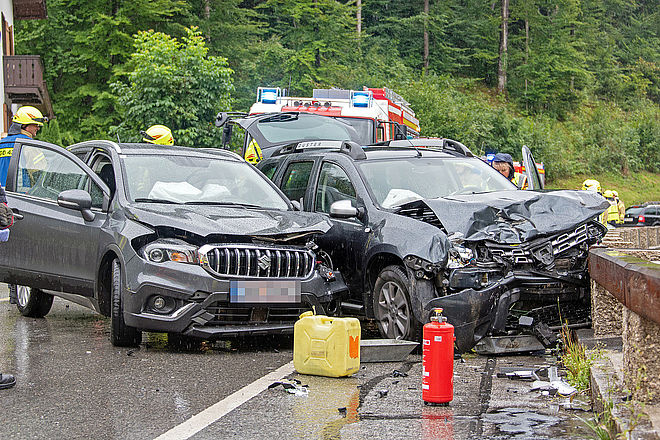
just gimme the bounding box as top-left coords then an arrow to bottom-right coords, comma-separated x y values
134,198 -> 180,204
184,201 -> 262,208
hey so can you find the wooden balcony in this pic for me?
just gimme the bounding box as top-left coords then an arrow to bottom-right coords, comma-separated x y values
4,55 -> 53,118
13,0 -> 48,20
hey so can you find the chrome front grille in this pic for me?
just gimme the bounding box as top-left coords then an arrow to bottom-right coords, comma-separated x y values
552,224 -> 588,255
198,244 -> 315,279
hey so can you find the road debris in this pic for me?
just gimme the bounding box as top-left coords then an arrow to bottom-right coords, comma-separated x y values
268,380 -> 309,396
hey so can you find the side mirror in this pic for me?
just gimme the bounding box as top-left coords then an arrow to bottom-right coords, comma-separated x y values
291,200 -> 302,211
329,200 -> 358,219
57,189 -> 95,222
394,123 -> 408,140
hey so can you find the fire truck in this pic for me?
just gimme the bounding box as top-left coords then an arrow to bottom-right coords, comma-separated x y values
249,86 -> 421,145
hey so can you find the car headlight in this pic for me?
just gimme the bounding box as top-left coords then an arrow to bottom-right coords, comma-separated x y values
404,255 -> 435,272
447,244 -> 474,269
140,240 -> 198,264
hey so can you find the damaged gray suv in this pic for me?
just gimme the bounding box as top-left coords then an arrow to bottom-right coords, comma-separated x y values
258,139 -> 609,353
0,139 -> 346,346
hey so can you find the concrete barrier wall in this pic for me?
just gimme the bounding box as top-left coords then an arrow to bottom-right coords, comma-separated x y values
589,227 -> 660,403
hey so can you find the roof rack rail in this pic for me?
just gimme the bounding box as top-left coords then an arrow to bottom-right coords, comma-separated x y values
273,140 -> 367,160
371,138 -> 473,157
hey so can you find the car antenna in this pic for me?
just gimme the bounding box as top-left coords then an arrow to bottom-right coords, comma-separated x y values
116,133 -> 121,143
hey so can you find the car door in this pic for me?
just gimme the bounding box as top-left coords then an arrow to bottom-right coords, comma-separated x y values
521,145 -> 544,190
0,139 -> 110,295
310,160 -> 368,293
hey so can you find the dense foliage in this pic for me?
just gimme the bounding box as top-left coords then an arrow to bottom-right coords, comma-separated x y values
15,0 -> 660,179
111,27 -> 233,148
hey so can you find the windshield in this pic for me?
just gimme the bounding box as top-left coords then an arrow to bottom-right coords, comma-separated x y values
255,114 -> 359,144
122,154 -> 289,209
358,156 -> 517,208
334,117 -> 374,145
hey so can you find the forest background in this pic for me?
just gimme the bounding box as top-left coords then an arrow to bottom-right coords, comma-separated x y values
14,0 -> 660,204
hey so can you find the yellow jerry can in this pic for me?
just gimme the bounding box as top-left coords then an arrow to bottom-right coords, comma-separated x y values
293,311 -> 361,377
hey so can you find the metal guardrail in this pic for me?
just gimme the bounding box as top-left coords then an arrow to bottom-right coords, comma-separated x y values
589,247 -> 660,325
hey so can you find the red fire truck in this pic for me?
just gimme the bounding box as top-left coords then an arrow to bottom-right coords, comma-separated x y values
249,86 -> 420,145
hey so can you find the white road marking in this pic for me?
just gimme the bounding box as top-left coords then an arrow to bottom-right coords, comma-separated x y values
154,360 -> 295,440
0,297 -> 9,302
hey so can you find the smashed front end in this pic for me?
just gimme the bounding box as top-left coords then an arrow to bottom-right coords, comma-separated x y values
397,190 -> 610,352
120,207 -> 349,338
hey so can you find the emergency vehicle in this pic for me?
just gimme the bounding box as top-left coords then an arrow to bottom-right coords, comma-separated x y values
249,86 -> 420,145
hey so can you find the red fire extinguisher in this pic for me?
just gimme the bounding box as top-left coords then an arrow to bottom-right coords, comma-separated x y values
422,308 -> 455,405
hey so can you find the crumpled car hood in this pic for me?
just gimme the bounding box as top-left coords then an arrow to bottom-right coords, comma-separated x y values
125,204 -> 331,238
403,190 -> 609,244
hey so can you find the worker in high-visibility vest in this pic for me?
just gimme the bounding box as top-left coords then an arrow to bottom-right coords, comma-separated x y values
603,190 -> 622,225
613,190 -> 625,224
244,138 -> 263,165
0,106 -> 47,187
582,179 -> 608,225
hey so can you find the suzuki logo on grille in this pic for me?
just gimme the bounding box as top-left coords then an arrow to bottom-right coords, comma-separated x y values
258,254 -> 272,271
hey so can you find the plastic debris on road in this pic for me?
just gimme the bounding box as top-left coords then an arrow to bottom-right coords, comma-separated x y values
268,379 -> 309,396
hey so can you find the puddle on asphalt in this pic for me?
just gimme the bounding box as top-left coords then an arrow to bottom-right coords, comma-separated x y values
482,407 -> 590,439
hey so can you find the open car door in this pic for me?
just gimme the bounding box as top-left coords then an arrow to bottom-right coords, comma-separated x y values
521,145 -> 544,190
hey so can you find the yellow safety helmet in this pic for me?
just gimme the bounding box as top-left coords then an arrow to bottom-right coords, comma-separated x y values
582,179 -> 602,193
142,125 -> 174,146
13,106 -> 47,126
603,190 -> 615,198
612,190 -> 619,198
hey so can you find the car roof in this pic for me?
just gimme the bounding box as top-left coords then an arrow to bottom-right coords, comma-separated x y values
270,145 -> 468,161
73,141 -> 243,162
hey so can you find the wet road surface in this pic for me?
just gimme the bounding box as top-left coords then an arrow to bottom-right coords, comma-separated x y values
0,285 -> 593,439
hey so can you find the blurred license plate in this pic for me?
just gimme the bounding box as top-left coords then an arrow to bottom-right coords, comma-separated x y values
230,280 -> 301,303
624,218 -> 633,223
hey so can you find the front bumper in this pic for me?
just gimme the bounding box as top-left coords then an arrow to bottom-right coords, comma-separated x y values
122,257 -> 348,337
426,271 -> 588,353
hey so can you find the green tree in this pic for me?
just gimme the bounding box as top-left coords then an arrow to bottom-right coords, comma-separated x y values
111,27 -> 233,148
14,0 -> 190,144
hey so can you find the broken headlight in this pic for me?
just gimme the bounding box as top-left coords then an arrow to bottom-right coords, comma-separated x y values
140,239 -> 198,264
404,255 -> 435,272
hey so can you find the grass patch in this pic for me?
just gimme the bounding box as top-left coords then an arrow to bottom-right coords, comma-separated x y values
547,171 -> 660,207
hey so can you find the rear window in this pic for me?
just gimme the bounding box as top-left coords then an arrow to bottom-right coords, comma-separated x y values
626,207 -> 643,215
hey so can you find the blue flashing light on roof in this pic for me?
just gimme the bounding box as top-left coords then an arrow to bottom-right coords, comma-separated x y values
485,153 -> 495,164
258,87 -> 281,104
351,91 -> 371,108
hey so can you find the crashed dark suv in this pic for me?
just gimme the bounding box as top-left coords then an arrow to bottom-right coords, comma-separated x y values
0,139 -> 346,346
258,139 -> 609,352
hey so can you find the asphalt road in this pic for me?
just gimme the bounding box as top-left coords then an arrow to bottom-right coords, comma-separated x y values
0,285 -> 594,440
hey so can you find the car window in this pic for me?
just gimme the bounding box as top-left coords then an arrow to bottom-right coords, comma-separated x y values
358,157 -> 514,208
15,145 -> 88,201
315,162 -> 356,213
280,161 -> 314,204
253,114 -> 360,144
122,154 -> 289,209
646,207 -> 658,215
626,207 -> 643,215
258,161 -> 278,181
89,155 -> 113,208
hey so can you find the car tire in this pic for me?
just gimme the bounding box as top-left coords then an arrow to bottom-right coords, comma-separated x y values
373,265 -> 421,340
13,284 -> 53,318
110,259 -> 141,347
